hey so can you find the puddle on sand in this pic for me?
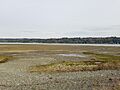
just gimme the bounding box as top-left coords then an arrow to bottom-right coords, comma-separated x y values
57,54 -> 86,57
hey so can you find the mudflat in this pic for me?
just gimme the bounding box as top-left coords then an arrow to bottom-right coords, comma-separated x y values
0,44 -> 119,90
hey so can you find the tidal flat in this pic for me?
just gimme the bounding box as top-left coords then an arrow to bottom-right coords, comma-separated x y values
0,44 -> 119,90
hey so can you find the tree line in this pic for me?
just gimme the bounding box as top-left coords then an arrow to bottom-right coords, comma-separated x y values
0,37 -> 119,44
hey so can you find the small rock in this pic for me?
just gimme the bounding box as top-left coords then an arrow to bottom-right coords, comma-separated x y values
109,78 -> 112,81
49,77 -> 53,79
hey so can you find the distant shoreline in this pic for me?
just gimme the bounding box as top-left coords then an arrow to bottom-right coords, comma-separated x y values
0,37 -> 119,45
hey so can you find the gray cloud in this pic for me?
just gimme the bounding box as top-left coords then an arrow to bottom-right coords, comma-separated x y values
0,0 -> 120,38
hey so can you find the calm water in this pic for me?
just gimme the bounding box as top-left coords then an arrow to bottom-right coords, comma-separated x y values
0,43 -> 119,47
57,54 -> 86,57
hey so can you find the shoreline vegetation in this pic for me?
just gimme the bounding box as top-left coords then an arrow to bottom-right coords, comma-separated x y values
0,44 -> 119,73
30,52 -> 120,73
0,37 -> 119,44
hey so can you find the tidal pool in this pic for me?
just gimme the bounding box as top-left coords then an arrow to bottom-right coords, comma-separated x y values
57,54 -> 86,57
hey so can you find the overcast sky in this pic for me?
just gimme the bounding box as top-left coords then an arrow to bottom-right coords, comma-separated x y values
0,0 -> 120,38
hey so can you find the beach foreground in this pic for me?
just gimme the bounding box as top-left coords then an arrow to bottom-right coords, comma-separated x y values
0,44 -> 119,90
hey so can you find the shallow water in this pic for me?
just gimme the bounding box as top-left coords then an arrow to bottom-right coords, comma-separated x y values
0,43 -> 119,47
57,54 -> 86,57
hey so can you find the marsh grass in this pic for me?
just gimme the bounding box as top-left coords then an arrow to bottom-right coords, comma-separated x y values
0,45 -> 119,73
29,61 -> 98,73
29,60 -> 120,73
30,52 -> 120,73
0,56 -> 13,63
83,51 -> 120,61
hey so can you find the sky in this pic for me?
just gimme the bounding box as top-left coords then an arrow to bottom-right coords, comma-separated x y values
0,0 -> 120,38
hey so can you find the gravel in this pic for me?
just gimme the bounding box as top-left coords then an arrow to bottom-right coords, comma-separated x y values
0,50 -> 119,90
